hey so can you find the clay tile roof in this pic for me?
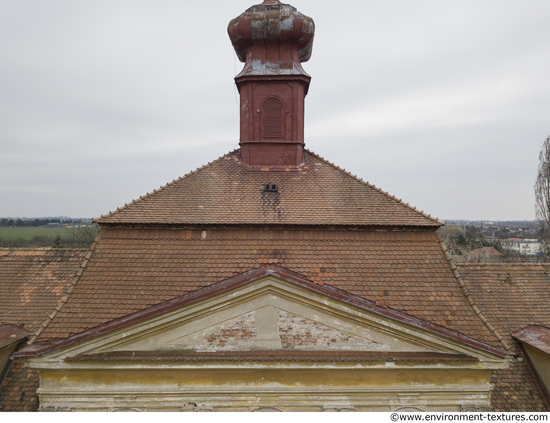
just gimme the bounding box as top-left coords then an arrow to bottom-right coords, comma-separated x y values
512,325 -> 550,355
18,264 -> 505,359
457,263 -> 550,412
66,350 -> 478,363
94,149 -> 443,227
0,359 -> 39,412
0,249 -> 89,335
0,325 -> 29,350
35,228 -> 501,352
0,248 -> 89,412
0,325 -> 32,412
471,247 -> 503,257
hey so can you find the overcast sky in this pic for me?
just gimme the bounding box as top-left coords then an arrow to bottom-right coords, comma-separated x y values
1,0 -> 549,221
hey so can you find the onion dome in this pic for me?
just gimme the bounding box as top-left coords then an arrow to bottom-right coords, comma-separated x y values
228,0 -> 315,77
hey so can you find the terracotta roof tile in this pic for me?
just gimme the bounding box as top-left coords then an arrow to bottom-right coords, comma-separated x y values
94,150 -> 443,227
458,263 -> 550,412
0,248 -> 88,412
0,325 -> 29,350
512,325 -> 550,355
19,264 -> 505,358
0,249 -> 88,334
38,228 -> 499,349
0,359 -> 39,412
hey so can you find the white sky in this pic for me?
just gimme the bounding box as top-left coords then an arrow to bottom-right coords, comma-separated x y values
1,0 -> 549,221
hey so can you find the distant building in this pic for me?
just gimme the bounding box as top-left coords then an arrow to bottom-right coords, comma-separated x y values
453,247 -> 506,264
45,223 -> 63,228
501,238 -> 541,256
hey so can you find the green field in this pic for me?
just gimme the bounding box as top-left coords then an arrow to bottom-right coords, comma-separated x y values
0,227 -> 70,240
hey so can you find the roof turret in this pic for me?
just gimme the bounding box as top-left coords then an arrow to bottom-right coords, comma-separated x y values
228,0 -> 314,78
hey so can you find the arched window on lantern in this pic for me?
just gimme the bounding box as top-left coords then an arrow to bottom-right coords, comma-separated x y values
262,97 -> 284,139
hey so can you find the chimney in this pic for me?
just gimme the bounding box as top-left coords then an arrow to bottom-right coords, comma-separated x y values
228,0 -> 314,168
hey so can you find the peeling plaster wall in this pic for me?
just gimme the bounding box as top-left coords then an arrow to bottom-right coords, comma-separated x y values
278,311 -> 381,350
167,307 -> 388,352
523,344 -> 550,397
36,367 -> 494,412
203,311 -> 257,349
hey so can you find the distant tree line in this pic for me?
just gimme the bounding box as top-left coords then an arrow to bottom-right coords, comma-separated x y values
0,226 -> 100,249
534,135 -> 550,259
0,218 -> 82,227
446,220 -> 541,229
438,225 -> 503,256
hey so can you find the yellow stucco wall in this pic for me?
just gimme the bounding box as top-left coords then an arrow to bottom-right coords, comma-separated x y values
36,365 -> 494,412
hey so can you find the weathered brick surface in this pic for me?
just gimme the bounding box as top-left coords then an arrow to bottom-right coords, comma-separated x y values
279,311 -> 353,349
204,312 -> 256,348
172,310 -> 382,351
458,264 -> 550,411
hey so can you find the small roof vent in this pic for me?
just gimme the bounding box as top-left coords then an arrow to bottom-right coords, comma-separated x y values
264,184 -> 278,192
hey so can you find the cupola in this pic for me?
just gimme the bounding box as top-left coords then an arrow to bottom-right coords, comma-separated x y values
228,0 -> 314,168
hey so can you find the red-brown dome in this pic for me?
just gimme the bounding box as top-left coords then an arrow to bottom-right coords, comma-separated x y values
228,0 -> 314,77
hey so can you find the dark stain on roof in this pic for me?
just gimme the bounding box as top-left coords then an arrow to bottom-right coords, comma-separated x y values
94,150 -> 443,227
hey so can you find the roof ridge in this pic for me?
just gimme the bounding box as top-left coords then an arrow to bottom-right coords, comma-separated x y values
435,232 -> 510,350
305,149 -> 445,226
28,232 -> 102,345
93,149 -> 239,223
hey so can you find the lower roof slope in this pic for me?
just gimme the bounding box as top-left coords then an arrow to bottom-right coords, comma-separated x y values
94,150 -> 442,227
0,359 -> 39,412
0,249 -> 88,334
38,227 -> 499,349
458,263 -> 550,412
0,249 -> 88,412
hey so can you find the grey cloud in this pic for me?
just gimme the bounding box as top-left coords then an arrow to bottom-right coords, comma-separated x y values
1,0 -> 549,219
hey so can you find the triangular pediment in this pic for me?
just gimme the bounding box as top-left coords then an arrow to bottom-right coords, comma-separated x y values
20,265 -> 507,363
109,296 -> 430,354
163,308 -> 388,352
